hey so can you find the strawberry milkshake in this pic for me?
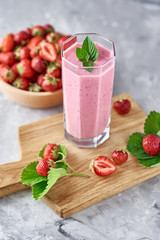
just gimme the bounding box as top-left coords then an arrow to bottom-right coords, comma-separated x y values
62,33 -> 115,148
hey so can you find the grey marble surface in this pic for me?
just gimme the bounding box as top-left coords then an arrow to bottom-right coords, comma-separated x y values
0,0 -> 160,239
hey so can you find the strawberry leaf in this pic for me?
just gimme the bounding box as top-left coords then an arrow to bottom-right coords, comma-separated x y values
138,157 -> 160,168
39,144 -> 49,158
82,36 -> 98,62
33,168 -> 67,200
56,145 -> 67,169
58,145 -> 66,157
144,111 -> 160,135
21,161 -> 47,186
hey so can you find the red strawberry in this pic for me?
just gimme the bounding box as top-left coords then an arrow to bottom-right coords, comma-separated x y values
29,73 -> 39,83
30,46 -> 39,58
57,78 -> 62,89
28,83 -> 42,92
19,47 -> 30,60
0,65 -> 17,83
12,63 -> 19,75
26,36 -> 43,51
41,74 -> 59,92
142,134 -> 160,156
36,158 -> 50,177
112,149 -> 128,165
37,74 -> 45,86
113,99 -> 131,115
56,54 -> 62,68
44,24 -> 54,33
31,56 -> 46,73
39,42 -> 57,62
0,63 -> 6,71
57,36 -> 71,50
0,33 -> 15,52
12,77 -> 29,90
47,63 -> 61,78
45,32 -> 60,43
44,144 -> 59,161
14,31 -> 30,45
25,28 -> 32,38
17,59 -> 35,78
90,156 -> 117,177
0,52 -> 16,65
31,25 -> 46,37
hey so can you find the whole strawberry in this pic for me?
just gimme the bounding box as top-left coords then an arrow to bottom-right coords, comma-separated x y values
12,77 -> 29,90
142,134 -> 160,156
17,59 -> 35,79
41,74 -> 59,92
113,99 -> 131,115
19,47 -> 30,60
0,66 -> 16,83
45,32 -> 60,43
112,149 -> 128,165
0,52 -> 16,65
0,33 -> 15,52
32,25 -> 46,37
27,36 -> 43,51
47,63 -> 61,78
57,78 -> 62,89
37,74 -> 45,86
44,24 -> 54,33
36,158 -> 50,177
44,144 -> 60,161
25,28 -> 32,38
28,83 -> 42,92
12,62 -> 19,75
31,56 -> 46,73
14,31 -> 30,45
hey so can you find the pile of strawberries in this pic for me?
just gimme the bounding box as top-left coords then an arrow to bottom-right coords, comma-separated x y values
0,24 -> 70,92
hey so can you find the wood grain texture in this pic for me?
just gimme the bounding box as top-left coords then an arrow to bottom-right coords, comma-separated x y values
0,93 -> 160,217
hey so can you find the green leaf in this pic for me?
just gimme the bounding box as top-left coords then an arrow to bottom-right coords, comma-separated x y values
21,162 -> 47,186
83,61 -> 94,72
127,132 -> 153,159
33,168 -> 67,200
82,36 -> 98,62
138,157 -> 160,168
32,181 -> 48,200
39,144 -> 49,158
58,145 -> 66,157
76,48 -> 89,62
56,145 -> 67,169
144,111 -> 160,135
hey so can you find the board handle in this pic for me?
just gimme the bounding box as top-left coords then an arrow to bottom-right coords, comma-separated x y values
0,160 -> 30,198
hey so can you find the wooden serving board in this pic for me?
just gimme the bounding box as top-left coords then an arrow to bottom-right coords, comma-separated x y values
1,93 -> 160,218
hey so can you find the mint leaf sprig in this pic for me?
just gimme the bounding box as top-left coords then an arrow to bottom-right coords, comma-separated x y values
21,144 -> 89,200
76,36 -> 98,72
127,111 -> 160,168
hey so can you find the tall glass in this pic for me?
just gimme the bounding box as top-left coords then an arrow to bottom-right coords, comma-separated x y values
62,33 -> 116,148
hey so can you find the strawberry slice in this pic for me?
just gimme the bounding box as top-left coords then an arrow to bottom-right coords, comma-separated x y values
90,156 -> 116,177
39,42 -> 57,62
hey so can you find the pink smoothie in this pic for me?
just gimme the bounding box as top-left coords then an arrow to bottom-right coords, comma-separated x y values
62,42 -> 115,139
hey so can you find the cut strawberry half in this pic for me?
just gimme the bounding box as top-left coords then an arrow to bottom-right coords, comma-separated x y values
39,42 -> 57,62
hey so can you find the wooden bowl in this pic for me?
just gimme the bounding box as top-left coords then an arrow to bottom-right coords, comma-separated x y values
0,79 -> 63,108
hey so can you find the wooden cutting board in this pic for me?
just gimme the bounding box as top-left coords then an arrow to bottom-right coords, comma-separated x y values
1,93 -> 160,218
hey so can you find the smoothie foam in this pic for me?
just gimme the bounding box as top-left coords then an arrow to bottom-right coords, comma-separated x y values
62,42 -> 115,139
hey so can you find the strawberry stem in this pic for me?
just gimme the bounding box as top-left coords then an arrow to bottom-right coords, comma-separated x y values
67,173 -> 90,178
56,153 -> 78,174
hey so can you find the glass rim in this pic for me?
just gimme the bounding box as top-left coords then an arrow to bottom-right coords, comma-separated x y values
61,33 -> 116,70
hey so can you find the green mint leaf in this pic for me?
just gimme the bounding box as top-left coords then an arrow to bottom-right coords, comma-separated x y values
21,161 -> 47,186
76,48 -> 90,62
138,157 -> 160,168
32,181 -> 48,200
144,111 -> 160,135
33,168 -> 67,200
83,61 -> 94,72
39,144 -> 49,158
127,132 -> 153,159
82,36 -> 98,62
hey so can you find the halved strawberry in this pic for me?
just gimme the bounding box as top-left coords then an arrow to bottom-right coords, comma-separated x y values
90,156 -> 117,177
39,42 -> 57,62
